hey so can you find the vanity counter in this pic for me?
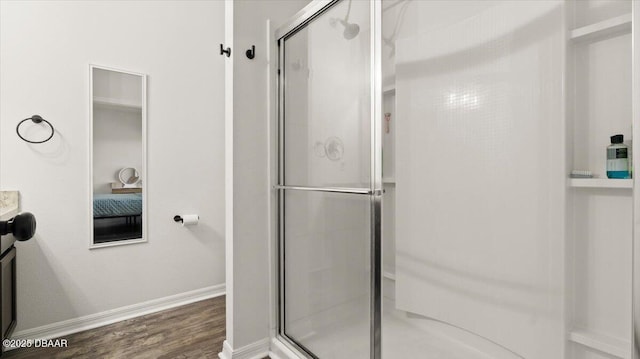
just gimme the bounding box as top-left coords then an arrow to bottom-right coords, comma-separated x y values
0,191 -> 18,352
0,192 -> 19,221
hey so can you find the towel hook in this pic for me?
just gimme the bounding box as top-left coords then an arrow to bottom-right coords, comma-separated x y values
246,45 -> 255,60
16,115 -> 55,144
220,44 -> 231,57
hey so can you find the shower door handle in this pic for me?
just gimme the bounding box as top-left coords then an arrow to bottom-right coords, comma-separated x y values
273,184 -> 373,195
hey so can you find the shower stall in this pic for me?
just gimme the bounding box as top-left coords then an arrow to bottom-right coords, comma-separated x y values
273,0 -> 639,358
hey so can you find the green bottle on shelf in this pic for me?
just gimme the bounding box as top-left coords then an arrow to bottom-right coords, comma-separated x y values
606,134 -> 630,179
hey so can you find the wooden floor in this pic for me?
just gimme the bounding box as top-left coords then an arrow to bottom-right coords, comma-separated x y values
3,295 -> 226,359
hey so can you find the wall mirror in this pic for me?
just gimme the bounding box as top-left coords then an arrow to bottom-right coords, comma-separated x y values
90,65 -> 147,248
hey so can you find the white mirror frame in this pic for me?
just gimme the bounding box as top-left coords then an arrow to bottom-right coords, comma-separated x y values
88,64 -> 148,249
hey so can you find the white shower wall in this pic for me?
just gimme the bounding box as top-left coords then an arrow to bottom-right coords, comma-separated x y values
381,0 -> 635,358
394,1 -> 565,357
566,1 -> 633,358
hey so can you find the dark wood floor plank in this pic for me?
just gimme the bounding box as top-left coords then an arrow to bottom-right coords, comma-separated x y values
3,295 -> 227,359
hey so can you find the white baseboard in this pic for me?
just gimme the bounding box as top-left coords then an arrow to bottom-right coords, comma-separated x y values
218,338 -> 270,359
9,283 -> 225,348
269,337 -> 302,359
219,340 -> 234,359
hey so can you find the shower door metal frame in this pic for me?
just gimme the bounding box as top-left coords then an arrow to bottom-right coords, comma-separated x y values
633,3 -> 640,359
274,0 -> 383,358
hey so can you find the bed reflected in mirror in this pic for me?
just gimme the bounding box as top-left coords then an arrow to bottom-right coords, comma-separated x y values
91,65 -> 146,247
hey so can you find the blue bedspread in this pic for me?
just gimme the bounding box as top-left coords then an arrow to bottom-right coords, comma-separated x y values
93,193 -> 142,218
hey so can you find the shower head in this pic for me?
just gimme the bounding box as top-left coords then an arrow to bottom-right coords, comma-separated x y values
338,19 -> 360,40
329,0 -> 359,40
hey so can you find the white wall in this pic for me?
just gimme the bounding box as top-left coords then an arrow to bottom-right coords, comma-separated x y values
225,0 -> 310,352
0,1 -> 225,332
93,107 -> 143,194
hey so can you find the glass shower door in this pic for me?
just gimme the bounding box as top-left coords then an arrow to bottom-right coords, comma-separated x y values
276,1 -> 381,358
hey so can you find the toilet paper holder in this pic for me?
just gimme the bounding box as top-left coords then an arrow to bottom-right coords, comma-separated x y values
173,215 -> 199,225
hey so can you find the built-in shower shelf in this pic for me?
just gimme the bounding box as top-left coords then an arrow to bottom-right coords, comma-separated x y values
568,330 -> 630,359
382,177 -> 396,185
569,13 -> 631,42
383,85 -> 396,95
567,178 -> 632,189
383,271 -> 396,281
